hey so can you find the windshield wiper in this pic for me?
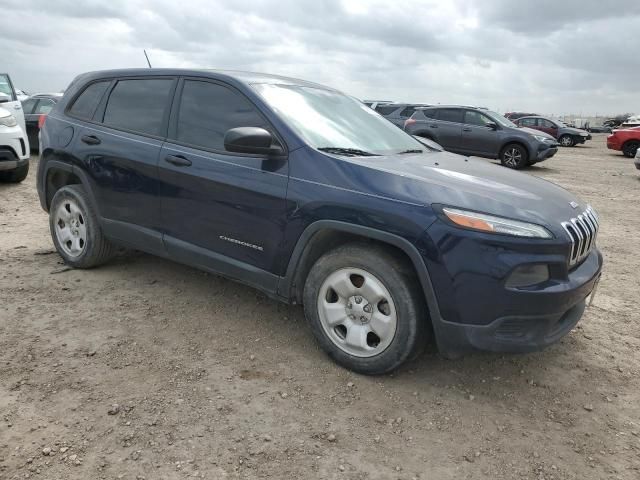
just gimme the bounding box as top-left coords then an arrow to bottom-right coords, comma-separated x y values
318,147 -> 379,157
398,149 -> 423,154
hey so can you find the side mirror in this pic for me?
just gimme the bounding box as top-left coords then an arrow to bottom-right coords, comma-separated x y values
224,127 -> 280,155
0,93 -> 10,104
551,124 -> 558,129
486,121 -> 498,130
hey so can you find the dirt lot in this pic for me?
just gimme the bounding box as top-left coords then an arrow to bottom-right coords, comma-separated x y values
1,134 -> 639,480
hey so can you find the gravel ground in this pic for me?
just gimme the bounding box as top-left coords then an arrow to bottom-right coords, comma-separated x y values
1,134 -> 639,479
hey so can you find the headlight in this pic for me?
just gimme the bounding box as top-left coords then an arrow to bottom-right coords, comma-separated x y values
0,114 -> 17,127
442,207 -> 553,238
532,135 -> 551,142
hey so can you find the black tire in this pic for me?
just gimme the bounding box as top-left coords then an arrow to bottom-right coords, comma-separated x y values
49,185 -> 116,268
559,135 -> 575,147
302,243 -> 428,375
500,143 -> 529,169
0,162 -> 29,183
622,141 -> 639,158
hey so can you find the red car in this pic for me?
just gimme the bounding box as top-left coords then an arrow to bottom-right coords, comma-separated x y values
607,126 -> 640,157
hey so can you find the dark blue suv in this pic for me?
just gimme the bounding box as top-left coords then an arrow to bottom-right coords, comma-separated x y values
37,69 -> 603,374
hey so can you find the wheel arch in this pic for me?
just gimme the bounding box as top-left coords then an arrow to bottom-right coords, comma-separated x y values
500,140 -> 531,160
279,221 -> 442,325
41,156 -> 98,215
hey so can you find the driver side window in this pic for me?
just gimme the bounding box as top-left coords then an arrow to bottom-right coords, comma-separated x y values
464,110 -> 492,127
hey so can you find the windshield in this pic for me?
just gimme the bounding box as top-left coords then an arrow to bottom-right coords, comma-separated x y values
485,110 -> 518,128
252,83 -> 424,155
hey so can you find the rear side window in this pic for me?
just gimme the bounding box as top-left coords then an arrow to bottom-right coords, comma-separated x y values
436,108 -> 463,123
174,80 -> 268,151
375,105 -> 398,116
419,109 -> 436,119
69,81 -> 110,120
519,118 -> 537,127
103,79 -> 173,136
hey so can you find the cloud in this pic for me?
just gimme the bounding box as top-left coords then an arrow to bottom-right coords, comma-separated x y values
0,0 -> 638,115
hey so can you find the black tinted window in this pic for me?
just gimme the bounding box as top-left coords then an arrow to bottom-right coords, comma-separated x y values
21,98 -> 37,114
175,80 -> 267,151
103,79 -> 173,136
541,119 -> 555,128
520,118 -> 537,127
436,108 -> 463,123
420,109 -> 436,119
464,110 -> 493,127
69,81 -> 110,120
375,105 -> 398,116
35,99 -> 56,115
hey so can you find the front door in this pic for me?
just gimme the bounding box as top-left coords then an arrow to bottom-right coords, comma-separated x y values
157,78 -> 289,289
461,110 -> 500,156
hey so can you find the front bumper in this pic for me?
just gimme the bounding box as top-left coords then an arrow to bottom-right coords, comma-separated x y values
418,222 -> 603,357
0,148 -> 29,171
535,143 -> 559,161
634,155 -> 640,170
0,125 -> 29,161
575,135 -> 591,144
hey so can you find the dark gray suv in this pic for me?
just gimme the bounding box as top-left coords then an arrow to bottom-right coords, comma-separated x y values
404,106 -> 559,169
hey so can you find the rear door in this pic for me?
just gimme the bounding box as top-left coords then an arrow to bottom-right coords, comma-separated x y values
519,117 -> 543,134
157,78 -> 289,287
461,110 -> 500,156
0,73 -> 28,149
432,108 -> 463,150
69,77 -> 176,254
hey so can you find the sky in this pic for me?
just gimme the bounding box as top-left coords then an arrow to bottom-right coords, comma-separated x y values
2,0 -> 638,116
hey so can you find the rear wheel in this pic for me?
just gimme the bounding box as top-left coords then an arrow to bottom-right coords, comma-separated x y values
49,185 -> 116,268
303,243 -> 427,375
0,162 -> 29,183
622,141 -> 639,158
559,135 -> 575,147
500,143 -> 529,169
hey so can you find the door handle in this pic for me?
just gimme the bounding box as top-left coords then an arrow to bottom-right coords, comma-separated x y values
81,135 -> 101,145
165,154 -> 192,167
429,124 -> 438,128
463,127 -> 472,132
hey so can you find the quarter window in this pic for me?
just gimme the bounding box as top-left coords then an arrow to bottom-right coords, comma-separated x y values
375,105 -> 399,116
103,79 -> 174,136
400,106 -> 417,117
436,108 -> 463,123
69,81 -> 110,120
174,80 -> 268,151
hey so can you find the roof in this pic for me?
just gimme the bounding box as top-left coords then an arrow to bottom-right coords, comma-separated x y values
74,68 -> 337,92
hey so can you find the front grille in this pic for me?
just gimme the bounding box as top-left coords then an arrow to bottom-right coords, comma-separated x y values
561,206 -> 599,267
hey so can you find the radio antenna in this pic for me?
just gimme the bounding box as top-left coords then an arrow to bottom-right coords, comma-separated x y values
143,49 -> 152,68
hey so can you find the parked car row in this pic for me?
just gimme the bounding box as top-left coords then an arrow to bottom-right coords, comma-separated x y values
513,116 -> 592,147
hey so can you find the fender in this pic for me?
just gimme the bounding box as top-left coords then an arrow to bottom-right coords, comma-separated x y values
40,159 -> 101,217
277,220 -> 443,327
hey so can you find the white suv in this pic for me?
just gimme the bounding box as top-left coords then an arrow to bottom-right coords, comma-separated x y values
0,73 -> 30,183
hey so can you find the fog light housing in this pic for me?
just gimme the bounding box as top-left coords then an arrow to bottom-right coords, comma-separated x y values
505,264 -> 549,288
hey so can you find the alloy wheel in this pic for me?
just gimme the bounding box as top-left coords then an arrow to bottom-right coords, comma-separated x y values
317,268 -> 397,357
503,147 -> 521,167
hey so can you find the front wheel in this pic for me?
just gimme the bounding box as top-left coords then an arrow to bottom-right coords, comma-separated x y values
500,143 -> 529,169
559,135 -> 575,147
303,243 -> 427,375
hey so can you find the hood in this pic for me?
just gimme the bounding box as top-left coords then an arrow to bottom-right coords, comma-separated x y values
518,126 -> 556,140
345,150 -> 586,237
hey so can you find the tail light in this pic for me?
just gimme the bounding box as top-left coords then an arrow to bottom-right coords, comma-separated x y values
404,118 -> 416,130
38,114 -> 47,129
